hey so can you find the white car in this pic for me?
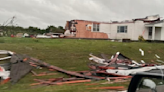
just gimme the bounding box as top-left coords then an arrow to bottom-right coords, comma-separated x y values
36,34 -> 51,38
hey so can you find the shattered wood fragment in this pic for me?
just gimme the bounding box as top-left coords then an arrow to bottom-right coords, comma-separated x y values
33,73 -> 57,76
84,83 -> 99,86
55,79 -> 91,85
108,52 -> 119,65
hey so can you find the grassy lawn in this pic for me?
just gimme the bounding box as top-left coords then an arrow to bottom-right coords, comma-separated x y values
0,37 -> 164,92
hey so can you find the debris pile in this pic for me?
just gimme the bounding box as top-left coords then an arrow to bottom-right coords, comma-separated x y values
0,50 -> 164,91
0,50 -> 102,86
89,51 -> 164,77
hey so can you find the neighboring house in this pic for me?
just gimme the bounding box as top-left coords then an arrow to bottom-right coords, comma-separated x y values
65,15 -> 164,40
16,33 -> 23,38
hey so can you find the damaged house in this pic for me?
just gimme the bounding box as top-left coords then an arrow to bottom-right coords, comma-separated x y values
65,15 -> 164,40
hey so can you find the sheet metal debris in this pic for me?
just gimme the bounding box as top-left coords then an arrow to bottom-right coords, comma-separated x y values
89,52 -> 163,77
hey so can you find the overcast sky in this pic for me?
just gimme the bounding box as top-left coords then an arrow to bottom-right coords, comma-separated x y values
0,0 -> 163,29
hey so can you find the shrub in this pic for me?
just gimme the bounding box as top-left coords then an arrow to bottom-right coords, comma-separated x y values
138,35 -> 145,42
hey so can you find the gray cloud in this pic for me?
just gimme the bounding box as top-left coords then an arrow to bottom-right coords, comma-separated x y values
0,0 -> 164,29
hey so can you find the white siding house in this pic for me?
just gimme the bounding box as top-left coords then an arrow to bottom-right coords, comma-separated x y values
96,15 -> 164,40
97,21 -> 148,40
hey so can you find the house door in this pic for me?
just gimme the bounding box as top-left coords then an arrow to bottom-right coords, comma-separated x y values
148,27 -> 152,39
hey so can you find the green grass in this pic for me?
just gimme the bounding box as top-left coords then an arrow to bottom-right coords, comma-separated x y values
0,37 -> 164,92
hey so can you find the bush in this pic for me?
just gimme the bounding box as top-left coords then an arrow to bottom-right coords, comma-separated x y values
138,35 -> 145,42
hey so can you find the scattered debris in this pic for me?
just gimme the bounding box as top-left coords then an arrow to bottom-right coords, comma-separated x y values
0,49 -> 164,92
89,52 -> 163,77
139,48 -> 144,56
155,54 -> 160,59
0,50 -> 101,86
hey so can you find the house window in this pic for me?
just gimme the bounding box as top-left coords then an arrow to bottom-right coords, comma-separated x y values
117,26 -> 127,33
93,24 -> 99,32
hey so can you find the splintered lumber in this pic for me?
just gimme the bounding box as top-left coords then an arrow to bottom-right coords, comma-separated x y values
84,83 -> 99,86
31,79 -> 91,86
34,73 -> 57,76
29,57 -> 102,80
87,86 -> 125,90
34,77 -> 85,82
55,79 -> 91,85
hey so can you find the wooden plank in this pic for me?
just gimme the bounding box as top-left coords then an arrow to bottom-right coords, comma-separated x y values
55,79 -> 91,85
29,57 -> 102,80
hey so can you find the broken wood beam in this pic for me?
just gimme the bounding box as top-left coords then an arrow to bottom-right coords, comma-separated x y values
29,57 -> 102,80
84,83 -> 99,86
55,79 -> 91,85
32,79 -> 91,86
